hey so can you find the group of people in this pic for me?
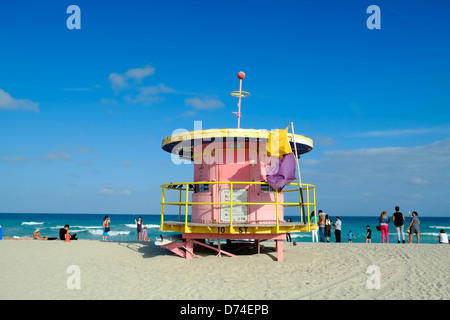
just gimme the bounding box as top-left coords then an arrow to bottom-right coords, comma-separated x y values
102,215 -> 150,242
378,206 -> 421,243
311,210 -> 353,243
32,225 -> 78,241
308,206 -> 448,244
378,206 -> 448,244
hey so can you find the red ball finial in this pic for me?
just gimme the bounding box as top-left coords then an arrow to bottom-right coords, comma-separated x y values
237,71 -> 245,80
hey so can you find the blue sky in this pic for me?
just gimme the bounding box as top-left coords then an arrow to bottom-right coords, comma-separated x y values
1,0 -> 449,216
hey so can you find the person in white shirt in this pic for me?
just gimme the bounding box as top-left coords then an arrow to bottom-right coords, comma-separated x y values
437,229 -> 449,244
334,217 -> 342,243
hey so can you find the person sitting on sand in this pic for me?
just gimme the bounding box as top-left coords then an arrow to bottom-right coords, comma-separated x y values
59,225 -> 78,240
437,229 -> 449,244
32,229 -> 56,240
33,229 -> 48,240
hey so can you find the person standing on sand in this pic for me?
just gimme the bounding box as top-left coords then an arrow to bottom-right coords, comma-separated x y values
392,206 -> 405,244
407,211 -> 420,244
324,214 -> 332,242
135,216 -> 143,241
318,210 -> 325,242
347,230 -> 356,243
286,218 -> 292,242
334,217 -> 342,243
379,211 -> 390,243
103,216 -> 110,241
310,211 -> 318,243
365,225 -> 372,243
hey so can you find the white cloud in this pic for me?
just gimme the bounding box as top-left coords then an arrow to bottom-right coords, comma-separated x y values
185,97 -> 224,110
123,83 -> 174,105
77,147 -> 95,155
100,98 -> 118,105
124,94 -> 161,105
409,177 -> 430,185
108,66 -> 155,92
77,161 -> 94,167
109,73 -> 129,91
177,110 -> 196,118
314,135 -> 336,147
0,89 -> 39,113
139,83 -> 173,95
124,66 -> 155,83
349,126 -> 450,138
123,160 -> 133,167
2,156 -> 28,163
44,151 -> 72,161
107,66 -> 175,105
98,188 -> 132,196
63,85 -> 102,92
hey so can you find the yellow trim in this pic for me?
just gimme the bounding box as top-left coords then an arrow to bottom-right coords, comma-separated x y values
162,128 -> 313,149
275,189 -> 279,233
160,180 -> 317,235
184,185 -> 189,233
230,90 -> 250,97
161,222 -> 317,235
229,184 -> 234,233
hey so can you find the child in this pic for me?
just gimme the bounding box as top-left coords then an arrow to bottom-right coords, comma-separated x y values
347,230 -> 356,243
365,225 -> 372,243
142,226 -> 150,242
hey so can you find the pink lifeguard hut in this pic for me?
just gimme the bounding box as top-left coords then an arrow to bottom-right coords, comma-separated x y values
158,72 -> 317,262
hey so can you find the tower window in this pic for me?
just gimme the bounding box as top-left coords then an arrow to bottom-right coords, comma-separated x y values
197,184 -> 210,193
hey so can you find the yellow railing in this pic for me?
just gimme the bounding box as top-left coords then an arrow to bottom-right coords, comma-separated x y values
160,181 -> 317,234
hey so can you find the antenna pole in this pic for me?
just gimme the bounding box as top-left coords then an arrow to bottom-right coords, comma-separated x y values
237,77 -> 243,128
231,71 -> 250,129
290,122 -> 306,225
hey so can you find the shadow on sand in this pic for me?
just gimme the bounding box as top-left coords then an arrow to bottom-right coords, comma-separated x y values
111,239 -> 279,261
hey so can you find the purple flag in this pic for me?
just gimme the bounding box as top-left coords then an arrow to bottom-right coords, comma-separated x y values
266,153 -> 297,190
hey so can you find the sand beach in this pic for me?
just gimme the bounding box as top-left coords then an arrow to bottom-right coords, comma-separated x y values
0,239 -> 448,301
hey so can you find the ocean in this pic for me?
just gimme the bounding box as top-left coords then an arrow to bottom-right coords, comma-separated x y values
0,213 -> 449,244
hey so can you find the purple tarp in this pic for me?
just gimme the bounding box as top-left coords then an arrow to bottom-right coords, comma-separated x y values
266,153 -> 297,190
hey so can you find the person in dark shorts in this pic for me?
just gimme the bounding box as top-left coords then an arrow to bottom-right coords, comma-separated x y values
347,230 -> 356,243
365,225 -> 372,243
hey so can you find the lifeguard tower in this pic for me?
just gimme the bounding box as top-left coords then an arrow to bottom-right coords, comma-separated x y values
158,72 -> 317,262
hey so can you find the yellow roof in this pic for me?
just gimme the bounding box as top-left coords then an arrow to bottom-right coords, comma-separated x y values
161,128 -> 313,160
